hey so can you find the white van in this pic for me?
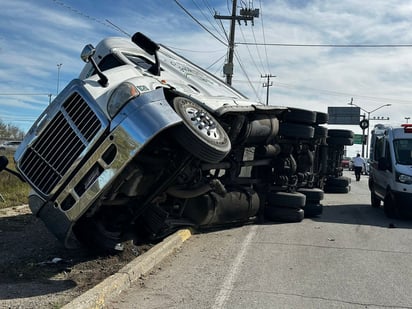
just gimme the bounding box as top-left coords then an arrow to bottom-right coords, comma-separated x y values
369,124 -> 412,218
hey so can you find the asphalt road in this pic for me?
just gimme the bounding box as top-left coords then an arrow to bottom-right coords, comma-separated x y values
105,172 -> 412,309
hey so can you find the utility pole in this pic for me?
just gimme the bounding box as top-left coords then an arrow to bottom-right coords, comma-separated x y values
261,74 -> 275,105
214,0 -> 259,85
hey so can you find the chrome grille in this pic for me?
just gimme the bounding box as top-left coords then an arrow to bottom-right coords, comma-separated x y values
19,92 -> 102,196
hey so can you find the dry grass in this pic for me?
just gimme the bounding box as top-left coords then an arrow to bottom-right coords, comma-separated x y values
0,151 -> 30,209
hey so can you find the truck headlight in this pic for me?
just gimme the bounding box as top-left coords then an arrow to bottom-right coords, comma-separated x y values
398,173 -> 412,184
107,82 -> 140,118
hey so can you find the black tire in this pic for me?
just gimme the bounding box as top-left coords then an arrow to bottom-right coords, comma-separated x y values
324,185 -> 350,193
315,112 -> 328,124
73,216 -> 123,254
314,125 -> 328,138
173,97 -> 231,163
282,108 -> 317,124
384,191 -> 399,218
371,191 -> 381,208
326,137 -> 354,146
304,202 -> 323,217
327,129 -> 354,138
279,123 -> 314,139
267,191 -> 306,208
265,207 -> 304,223
326,176 -> 350,187
297,188 -> 324,203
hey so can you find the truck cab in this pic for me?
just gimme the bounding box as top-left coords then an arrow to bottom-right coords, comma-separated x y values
369,123 -> 412,218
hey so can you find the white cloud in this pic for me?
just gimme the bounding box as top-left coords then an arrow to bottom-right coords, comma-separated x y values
0,0 -> 412,134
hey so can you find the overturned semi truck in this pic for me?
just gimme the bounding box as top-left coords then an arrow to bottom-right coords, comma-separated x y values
2,32 -> 352,253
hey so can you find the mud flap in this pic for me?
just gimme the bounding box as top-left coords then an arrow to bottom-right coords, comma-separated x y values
30,194 -> 77,248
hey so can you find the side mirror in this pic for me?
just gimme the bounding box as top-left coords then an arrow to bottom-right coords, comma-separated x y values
0,156 -> 26,182
378,157 -> 388,170
80,44 -> 108,87
131,32 -> 161,76
131,32 -> 160,56
80,44 -> 96,63
0,156 -> 9,171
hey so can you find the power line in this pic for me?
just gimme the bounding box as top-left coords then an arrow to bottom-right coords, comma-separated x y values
231,79 -> 412,105
105,19 -> 131,37
174,0 -> 227,46
239,26 -> 262,75
0,93 -> 51,96
236,42 -> 412,47
206,54 -> 226,70
234,50 -> 262,102
274,81 -> 412,105
190,0 -> 227,43
258,0 -> 270,72
50,0 -> 121,34
163,45 -> 226,53
251,24 -> 266,73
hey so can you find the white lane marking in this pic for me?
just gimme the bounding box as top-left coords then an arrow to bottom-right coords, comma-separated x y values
212,224 -> 258,309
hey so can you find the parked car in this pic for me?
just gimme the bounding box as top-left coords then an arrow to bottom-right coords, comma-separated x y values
341,157 -> 351,169
0,141 -> 21,152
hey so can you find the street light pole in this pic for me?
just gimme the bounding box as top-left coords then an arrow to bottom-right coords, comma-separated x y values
57,63 -> 63,95
348,99 -> 391,158
405,117 -> 410,124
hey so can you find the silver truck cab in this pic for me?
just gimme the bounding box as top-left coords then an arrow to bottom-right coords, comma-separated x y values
369,123 -> 412,217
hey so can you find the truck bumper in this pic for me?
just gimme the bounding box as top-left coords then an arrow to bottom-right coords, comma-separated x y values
29,88 -> 182,248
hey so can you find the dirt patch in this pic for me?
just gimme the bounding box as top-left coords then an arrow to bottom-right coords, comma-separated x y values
0,206 -> 151,308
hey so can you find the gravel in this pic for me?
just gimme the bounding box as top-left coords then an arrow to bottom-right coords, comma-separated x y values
0,205 -> 150,309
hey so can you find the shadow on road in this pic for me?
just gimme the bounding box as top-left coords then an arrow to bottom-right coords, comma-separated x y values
311,203 -> 412,229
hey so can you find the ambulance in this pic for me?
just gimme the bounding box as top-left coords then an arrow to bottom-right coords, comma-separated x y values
369,123 -> 412,218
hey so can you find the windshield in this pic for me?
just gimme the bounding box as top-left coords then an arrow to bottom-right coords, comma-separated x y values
124,54 -> 154,70
393,139 -> 412,165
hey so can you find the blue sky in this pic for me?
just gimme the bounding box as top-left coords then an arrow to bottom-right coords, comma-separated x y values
1,0 -> 412,156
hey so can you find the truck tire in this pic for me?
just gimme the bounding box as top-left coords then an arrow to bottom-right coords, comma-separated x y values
282,108 -> 317,124
73,216 -> 123,254
326,176 -> 350,187
297,188 -> 324,203
267,191 -> 306,208
279,123 -> 314,139
304,202 -> 323,217
314,125 -> 328,138
328,129 -> 354,138
371,191 -> 381,208
315,112 -> 328,124
173,97 -> 231,163
324,185 -> 350,193
326,137 -> 354,146
384,191 -> 399,218
264,207 -> 304,223
297,188 -> 324,217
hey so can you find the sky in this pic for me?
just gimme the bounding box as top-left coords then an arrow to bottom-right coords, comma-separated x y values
1,0 -> 412,156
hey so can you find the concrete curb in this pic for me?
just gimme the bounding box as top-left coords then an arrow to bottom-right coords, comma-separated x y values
61,229 -> 192,309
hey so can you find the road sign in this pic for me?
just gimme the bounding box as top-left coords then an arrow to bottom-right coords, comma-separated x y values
353,134 -> 367,145
359,119 -> 369,129
328,106 -> 361,125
